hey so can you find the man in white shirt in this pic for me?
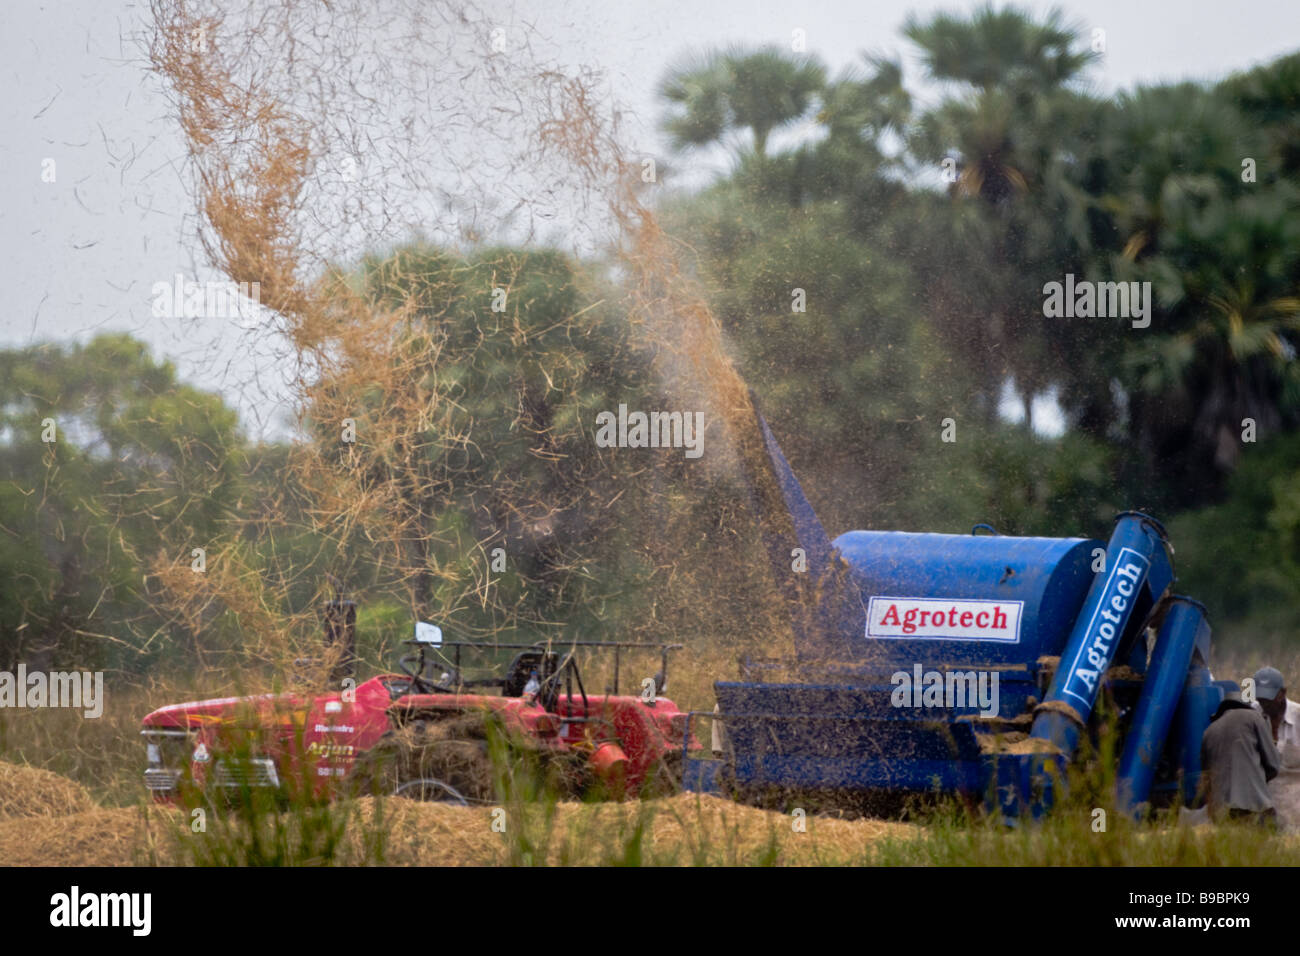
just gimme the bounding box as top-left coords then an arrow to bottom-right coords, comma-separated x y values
1252,666 -> 1300,828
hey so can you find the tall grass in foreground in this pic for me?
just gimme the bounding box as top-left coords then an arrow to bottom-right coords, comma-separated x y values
867,806 -> 1300,865
159,794 -> 393,867
151,728 -> 394,866
482,716 -> 781,866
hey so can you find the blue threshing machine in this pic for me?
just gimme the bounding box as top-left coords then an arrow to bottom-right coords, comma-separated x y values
682,399 -> 1228,817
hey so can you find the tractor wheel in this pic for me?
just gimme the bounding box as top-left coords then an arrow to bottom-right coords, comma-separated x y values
350,713 -> 496,804
391,778 -> 471,804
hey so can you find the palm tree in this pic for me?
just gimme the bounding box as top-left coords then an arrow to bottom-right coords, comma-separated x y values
1121,186 -> 1300,477
899,6 -> 1111,441
818,55 -> 910,147
1222,51 -> 1300,178
904,5 -> 1098,205
903,3 -> 1095,93
1068,77 -> 1300,498
658,46 -> 826,159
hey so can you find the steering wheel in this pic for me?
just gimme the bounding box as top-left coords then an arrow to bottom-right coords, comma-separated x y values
398,648 -> 456,694
538,651 -> 577,713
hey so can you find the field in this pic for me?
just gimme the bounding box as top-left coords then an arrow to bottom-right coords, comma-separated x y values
6,757 -> 1300,866
4,643 -> 1300,867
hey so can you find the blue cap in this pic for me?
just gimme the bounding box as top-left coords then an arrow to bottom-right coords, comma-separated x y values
1253,666 -> 1285,701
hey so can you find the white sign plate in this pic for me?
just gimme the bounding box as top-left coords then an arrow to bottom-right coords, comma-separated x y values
867,597 -> 1024,643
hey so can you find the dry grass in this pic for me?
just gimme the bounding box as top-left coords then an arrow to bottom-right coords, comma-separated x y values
0,752 -> 919,867
0,790 -> 916,867
0,762 -> 94,819
10,774 -> 1300,867
6,735 -> 1300,867
0,676 -> 244,807
1213,644 -> 1300,692
0,808 -> 162,867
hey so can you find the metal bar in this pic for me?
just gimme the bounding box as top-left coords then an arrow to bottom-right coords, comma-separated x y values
404,640 -> 684,651
680,708 -> 945,724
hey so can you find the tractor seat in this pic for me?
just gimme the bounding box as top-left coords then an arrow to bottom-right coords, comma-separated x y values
503,650 -> 551,697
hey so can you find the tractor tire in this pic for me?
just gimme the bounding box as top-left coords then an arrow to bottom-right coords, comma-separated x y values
350,713 -> 496,804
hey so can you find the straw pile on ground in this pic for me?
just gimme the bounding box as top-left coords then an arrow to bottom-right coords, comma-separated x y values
0,807 -> 158,866
0,764 -> 918,865
367,793 -> 919,866
0,762 -> 94,819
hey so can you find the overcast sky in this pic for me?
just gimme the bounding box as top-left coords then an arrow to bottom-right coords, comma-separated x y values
3,0 -> 1299,438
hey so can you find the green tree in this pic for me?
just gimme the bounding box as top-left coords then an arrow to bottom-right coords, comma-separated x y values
320,244 -> 662,642
0,334 -> 248,671
903,5 -> 1106,432
659,46 -> 826,159
1091,83 -> 1300,503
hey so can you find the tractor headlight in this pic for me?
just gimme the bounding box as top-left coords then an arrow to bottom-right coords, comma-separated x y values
141,729 -> 191,792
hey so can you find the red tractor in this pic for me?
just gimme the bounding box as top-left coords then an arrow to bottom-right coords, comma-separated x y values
141,622 -> 702,806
